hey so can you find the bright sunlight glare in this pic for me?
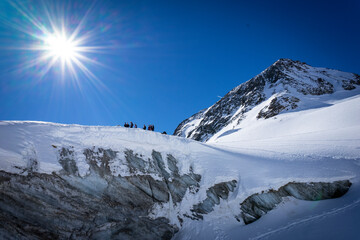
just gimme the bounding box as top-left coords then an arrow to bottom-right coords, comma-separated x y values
5,0 -> 108,84
44,33 -> 77,61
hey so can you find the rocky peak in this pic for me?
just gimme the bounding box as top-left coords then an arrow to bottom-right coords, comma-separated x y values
258,58 -> 307,83
174,59 -> 360,142
273,58 -> 306,68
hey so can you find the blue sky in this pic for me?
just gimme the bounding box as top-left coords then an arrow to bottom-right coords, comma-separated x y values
0,0 -> 359,134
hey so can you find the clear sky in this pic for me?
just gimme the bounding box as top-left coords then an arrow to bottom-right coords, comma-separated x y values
0,0 -> 359,134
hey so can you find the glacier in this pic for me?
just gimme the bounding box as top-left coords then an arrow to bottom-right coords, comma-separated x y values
1,114 -> 359,239
1,59 -> 360,239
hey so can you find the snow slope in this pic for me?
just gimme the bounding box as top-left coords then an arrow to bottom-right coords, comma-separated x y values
174,59 -> 360,142
208,89 -> 360,160
175,92 -> 360,239
1,114 -> 360,239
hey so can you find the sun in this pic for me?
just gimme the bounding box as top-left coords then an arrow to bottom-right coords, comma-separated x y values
4,0 -> 107,83
32,24 -> 102,82
44,32 -> 78,62
36,27 -> 91,80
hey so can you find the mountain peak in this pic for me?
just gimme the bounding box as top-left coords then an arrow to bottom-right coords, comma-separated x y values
174,60 -> 360,142
274,58 -> 304,64
256,58 -> 308,83
276,58 -> 296,63
270,58 -> 307,70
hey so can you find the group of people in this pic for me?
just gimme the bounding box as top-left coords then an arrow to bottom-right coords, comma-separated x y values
123,122 -> 155,131
123,122 -> 137,128
123,122 -> 167,134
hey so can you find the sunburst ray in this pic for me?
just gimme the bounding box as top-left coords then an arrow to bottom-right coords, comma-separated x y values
4,0 -> 106,86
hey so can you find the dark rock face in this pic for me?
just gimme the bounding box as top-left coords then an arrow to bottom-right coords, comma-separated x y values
257,95 -> 300,119
58,147 -> 79,176
342,75 -> 360,90
0,147 -> 202,239
173,59 -> 297,141
239,180 -> 352,224
0,171 -> 176,240
174,70 -> 267,141
174,59 -> 360,142
191,180 -> 237,219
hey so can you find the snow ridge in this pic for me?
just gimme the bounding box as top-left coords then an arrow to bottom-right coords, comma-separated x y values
173,59 -> 360,142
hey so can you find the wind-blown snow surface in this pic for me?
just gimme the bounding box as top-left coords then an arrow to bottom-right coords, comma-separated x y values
0,115 -> 360,239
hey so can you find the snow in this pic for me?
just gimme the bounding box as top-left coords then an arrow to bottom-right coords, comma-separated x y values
182,118 -> 203,137
173,89 -> 360,239
208,91 -> 360,160
1,85 -> 360,238
175,186 -> 360,240
0,121 -> 199,177
175,59 -> 360,144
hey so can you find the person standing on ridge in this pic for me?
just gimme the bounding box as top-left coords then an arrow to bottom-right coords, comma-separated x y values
130,122 -> 134,128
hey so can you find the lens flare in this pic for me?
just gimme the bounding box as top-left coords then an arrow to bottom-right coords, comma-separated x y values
4,0 -> 108,85
44,33 -> 76,61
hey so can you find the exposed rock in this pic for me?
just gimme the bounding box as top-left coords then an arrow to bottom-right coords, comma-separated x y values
239,180 -> 352,224
191,180 -> 237,219
0,146 -> 204,239
151,151 -> 201,203
124,150 -> 149,174
299,77 -> 334,95
83,147 -> 117,177
257,95 -> 300,119
0,171 -> 177,240
174,59 -> 359,142
58,147 -> 79,176
342,75 -> 360,90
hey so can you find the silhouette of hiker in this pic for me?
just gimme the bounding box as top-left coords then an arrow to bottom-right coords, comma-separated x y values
130,122 -> 134,128
143,125 -> 146,130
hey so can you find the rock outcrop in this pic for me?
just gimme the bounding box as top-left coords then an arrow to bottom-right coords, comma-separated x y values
239,180 -> 352,224
0,146 -> 203,240
191,180 -> 237,219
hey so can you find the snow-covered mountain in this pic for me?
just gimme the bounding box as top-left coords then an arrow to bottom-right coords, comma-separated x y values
1,59 -> 360,239
174,58 -> 360,142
